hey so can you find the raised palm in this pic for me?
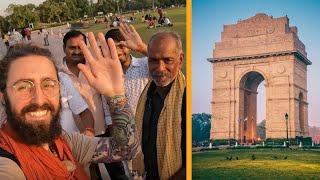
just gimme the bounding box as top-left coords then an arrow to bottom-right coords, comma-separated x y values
77,32 -> 124,97
119,23 -> 147,55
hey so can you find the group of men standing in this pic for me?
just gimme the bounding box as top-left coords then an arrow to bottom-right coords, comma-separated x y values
0,22 -> 185,180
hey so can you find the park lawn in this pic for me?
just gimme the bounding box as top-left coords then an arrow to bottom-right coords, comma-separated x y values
80,7 -> 186,73
193,148 -> 320,179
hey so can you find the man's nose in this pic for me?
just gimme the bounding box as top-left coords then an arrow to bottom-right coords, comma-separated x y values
74,47 -> 82,54
30,86 -> 46,105
156,60 -> 166,71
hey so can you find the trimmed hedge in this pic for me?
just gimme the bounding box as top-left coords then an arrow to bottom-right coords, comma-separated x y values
211,139 -> 237,146
265,137 -> 312,146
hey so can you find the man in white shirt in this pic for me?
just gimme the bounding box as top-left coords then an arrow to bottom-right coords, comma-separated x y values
61,30 -> 113,179
40,28 -> 49,46
58,71 -> 94,136
164,16 -> 173,27
61,30 -> 112,136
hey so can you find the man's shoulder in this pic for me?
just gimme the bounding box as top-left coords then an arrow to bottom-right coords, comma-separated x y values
127,56 -> 149,78
131,56 -> 148,66
58,72 -> 75,88
58,71 -> 69,79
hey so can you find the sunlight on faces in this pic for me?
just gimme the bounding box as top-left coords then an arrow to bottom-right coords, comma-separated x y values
5,55 -> 61,145
64,35 -> 86,65
148,36 -> 183,87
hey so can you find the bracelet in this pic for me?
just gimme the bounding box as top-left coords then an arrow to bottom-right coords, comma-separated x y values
107,95 -> 128,112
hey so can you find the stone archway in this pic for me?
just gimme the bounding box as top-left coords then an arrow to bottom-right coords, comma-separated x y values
208,13 -> 311,142
239,71 -> 265,143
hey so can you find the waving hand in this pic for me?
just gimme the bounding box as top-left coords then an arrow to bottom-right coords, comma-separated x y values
77,32 -> 124,97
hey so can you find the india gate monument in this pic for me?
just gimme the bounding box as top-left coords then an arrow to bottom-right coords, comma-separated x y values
208,13 -> 312,143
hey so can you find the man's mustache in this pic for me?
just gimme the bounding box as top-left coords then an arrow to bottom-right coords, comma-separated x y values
71,54 -> 83,57
21,103 -> 55,116
151,72 -> 170,78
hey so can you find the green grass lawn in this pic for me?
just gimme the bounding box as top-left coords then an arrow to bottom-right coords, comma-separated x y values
193,148 -> 320,179
79,7 -> 186,73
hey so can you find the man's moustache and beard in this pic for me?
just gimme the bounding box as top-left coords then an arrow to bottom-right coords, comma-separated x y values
4,95 -> 62,146
151,71 -> 172,87
71,53 -> 85,65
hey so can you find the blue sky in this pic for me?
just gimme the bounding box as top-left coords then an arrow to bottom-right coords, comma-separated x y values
192,0 -> 320,127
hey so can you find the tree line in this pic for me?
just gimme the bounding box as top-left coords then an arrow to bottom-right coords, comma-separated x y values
0,0 -> 185,33
192,113 -> 211,146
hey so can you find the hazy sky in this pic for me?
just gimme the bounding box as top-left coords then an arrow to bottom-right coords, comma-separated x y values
192,0 -> 320,127
0,0 -> 45,16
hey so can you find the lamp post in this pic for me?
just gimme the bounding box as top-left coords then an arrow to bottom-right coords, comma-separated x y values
285,113 -> 289,147
116,0 -> 120,14
128,0 -> 131,12
239,118 -> 242,144
251,117 -> 254,144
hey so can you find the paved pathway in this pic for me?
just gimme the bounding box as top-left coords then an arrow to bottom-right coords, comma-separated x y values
0,25 -> 70,68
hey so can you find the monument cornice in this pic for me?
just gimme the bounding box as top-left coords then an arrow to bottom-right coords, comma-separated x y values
207,50 -> 312,65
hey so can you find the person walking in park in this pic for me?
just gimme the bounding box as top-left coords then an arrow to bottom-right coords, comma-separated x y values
40,28 -> 49,46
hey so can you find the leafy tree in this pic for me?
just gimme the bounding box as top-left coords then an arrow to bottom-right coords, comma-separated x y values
192,113 -> 211,145
38,0 -> 63,23
76,0 -> 91,17
5,4 -> 39,29
1,0 -> 186,30
0,16 -> 10,33
95,0 -> 118,15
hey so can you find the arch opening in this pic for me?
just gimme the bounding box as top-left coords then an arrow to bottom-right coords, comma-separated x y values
239,71 -> 265,144
299,93 -> 304,135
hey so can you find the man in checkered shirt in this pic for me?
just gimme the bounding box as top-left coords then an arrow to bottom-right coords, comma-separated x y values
105,28 -> 150,115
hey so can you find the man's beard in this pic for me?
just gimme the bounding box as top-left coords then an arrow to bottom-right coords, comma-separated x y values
151,71 -> 173,87
4,95 -> 62,146
71,54 -> 85,65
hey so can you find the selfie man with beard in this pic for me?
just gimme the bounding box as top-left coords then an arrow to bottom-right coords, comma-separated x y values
0,32 -> 138,179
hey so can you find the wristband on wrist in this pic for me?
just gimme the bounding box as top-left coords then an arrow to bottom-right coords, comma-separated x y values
107,94 -> 127,112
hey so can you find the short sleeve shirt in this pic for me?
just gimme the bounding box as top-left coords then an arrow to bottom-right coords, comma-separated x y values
59,72 -> 88,132
59,72 -> 88,115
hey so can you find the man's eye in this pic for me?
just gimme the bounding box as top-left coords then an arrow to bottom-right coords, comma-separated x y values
164,59 -> 174,64
16,84 -> 31,91
43,84 -> 53,88
42,81 -> 56,88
